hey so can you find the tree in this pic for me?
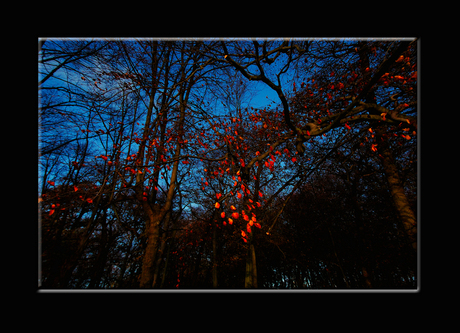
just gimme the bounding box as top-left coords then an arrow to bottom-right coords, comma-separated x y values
219,39 -> 417,250
39,38 -> 417,289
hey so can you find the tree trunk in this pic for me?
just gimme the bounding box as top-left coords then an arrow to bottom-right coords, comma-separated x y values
139,70 -> 190,288
212,220 -> 219,288
152,210 -> 171,288
139,204 -> 162,288
159,232 -> 174,288
380,142 -> 417,251
244,243 -> 257,288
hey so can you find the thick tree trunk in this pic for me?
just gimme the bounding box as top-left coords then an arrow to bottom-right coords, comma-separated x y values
139,205 -> 162,288
380,143 -> 417,251
374,125 -> 417,252
139,79 -> 189,288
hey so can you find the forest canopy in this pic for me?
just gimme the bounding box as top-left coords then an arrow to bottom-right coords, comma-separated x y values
38,38 -> 418,289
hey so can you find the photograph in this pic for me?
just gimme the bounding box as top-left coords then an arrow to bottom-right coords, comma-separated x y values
38,38 -> 419,291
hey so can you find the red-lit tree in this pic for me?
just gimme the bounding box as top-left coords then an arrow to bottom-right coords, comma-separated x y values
218,39 -> 417,251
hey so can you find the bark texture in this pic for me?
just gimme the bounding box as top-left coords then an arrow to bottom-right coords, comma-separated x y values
244,243 -> 258,288
139,205 -> 162,288
378,133 -> 417,251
